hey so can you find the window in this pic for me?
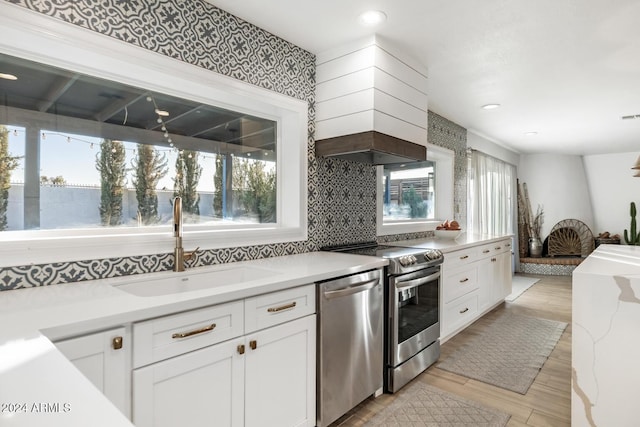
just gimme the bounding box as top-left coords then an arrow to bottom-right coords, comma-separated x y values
377,144 -> 454,236
0,13 -> 307,266
467,150 -> 516,236
382,161 -> 435,221
1,54 -> 278,231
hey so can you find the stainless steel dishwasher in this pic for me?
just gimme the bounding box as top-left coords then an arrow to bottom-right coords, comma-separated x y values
316,268 -> 384,427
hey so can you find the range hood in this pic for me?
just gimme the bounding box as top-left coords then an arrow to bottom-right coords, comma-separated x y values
315,131 -> 426,165
315,35 -> 429,165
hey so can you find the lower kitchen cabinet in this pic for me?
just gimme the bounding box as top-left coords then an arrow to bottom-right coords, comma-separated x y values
441,238 -> 512,340
131,284 -> 316,427
132,314 -> 316,427
245,314 -> 316,427
133,337 -> 245,427
477,247 -> 511,312
55,326 -> 130,418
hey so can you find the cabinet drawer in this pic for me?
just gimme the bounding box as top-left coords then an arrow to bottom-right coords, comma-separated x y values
478,239 -> 512,259
444,247 -> 478,269
245,284 -> 315,333
442,292 -> 479,336
133,300 -> 243,367
443,266 -> 478,303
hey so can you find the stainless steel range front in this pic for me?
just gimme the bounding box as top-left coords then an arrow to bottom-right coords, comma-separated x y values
386,254 -> 442,392
323,242 -> 443,393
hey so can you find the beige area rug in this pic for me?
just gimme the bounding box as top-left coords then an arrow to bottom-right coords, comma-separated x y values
505,275 -> 540,302
437,313 -> 567,394
366,381 -> 510,426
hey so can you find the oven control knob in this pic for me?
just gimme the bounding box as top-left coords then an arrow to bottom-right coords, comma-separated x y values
399,255 -> 415,267
424,250 -> 439,261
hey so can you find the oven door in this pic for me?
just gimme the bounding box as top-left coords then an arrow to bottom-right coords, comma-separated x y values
388,266 -> 440,367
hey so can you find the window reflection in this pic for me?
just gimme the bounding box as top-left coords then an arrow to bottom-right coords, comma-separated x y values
383,161 -> 435,221
0,53 -> 277,231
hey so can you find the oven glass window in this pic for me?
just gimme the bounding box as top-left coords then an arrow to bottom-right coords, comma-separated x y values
397,280 -> 439,343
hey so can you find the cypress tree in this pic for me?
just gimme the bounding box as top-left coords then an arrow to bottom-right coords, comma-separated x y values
173,150 -> 202,216
132,144 -> 167,225
96,139 -> 126,226
213,154 -> 223,218
0,126 -> 20,231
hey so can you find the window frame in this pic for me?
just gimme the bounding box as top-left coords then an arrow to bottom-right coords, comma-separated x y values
377,144 -> 454,236
0,8 -> 308,267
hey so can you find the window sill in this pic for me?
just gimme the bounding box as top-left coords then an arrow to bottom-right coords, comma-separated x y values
378,220 -> 440,236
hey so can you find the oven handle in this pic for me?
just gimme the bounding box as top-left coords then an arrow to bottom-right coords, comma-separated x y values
323,279 -> 379,299
395,271 -> 440,290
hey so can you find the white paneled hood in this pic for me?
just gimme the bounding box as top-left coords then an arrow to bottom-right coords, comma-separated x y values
315,35 -> 428,164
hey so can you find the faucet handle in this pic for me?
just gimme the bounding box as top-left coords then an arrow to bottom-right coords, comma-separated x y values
184,247 -> 200,262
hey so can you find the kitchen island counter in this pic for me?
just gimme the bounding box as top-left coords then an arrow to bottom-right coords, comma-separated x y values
572,244 -> 640,427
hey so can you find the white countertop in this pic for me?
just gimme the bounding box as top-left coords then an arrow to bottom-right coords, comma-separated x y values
388,232 -> 512,252
0,252 -> 387,427
571,244 -> 640,426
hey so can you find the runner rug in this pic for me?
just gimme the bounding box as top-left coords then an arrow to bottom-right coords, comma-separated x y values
437,312 -> 567,394
366,381 -> 510,426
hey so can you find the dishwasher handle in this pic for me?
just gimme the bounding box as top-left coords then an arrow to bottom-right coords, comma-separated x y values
322,278 -> 379,299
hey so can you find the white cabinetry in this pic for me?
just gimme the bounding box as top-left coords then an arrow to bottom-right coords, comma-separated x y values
133,337 -> 244,427
245,315 -> 316,427
132,284 -> 316,427
55,327 -> 130,418
441,238 -> 512,341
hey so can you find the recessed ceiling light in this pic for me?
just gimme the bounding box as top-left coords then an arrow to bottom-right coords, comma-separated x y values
481,104 -> 500,110
524,131 -> 538,136
359,10 -> 387,26
0,73 -> 18,80
155,109 -> 169,117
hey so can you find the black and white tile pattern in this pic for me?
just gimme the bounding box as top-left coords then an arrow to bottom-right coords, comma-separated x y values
0,0 -> 469,290
428,111 -> 468,226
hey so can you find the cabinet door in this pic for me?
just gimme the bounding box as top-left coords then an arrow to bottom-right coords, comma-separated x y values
494,251 -> 512,301
132,338 -> 245,427
245,315 -> 316,427
476,257 -> 493,312
55,327 -> 129,417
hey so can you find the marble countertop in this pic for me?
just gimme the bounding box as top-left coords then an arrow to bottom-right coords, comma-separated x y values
571,244 -> 640,426
388,232 -> 513,252
0,252 -> 387,427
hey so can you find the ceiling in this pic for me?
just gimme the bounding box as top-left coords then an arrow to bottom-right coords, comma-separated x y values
209,0 -> 640,156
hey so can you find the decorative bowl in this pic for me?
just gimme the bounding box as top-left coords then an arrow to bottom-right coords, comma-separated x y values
434,229 -> 462,239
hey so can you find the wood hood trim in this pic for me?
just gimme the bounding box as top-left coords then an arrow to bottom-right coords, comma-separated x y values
315,131 -> 427,165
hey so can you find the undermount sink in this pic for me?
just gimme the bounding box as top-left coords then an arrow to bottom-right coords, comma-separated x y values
113,266 -> 280,297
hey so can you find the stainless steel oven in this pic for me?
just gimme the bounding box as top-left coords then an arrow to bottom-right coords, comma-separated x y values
386,264 -> 441,392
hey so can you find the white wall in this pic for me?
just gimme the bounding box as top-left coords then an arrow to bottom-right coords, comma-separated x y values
583,151 -> 640,241
518,154 -> 594,239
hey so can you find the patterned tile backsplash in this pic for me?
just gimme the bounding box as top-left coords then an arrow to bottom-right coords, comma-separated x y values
1,0 -> 468,290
